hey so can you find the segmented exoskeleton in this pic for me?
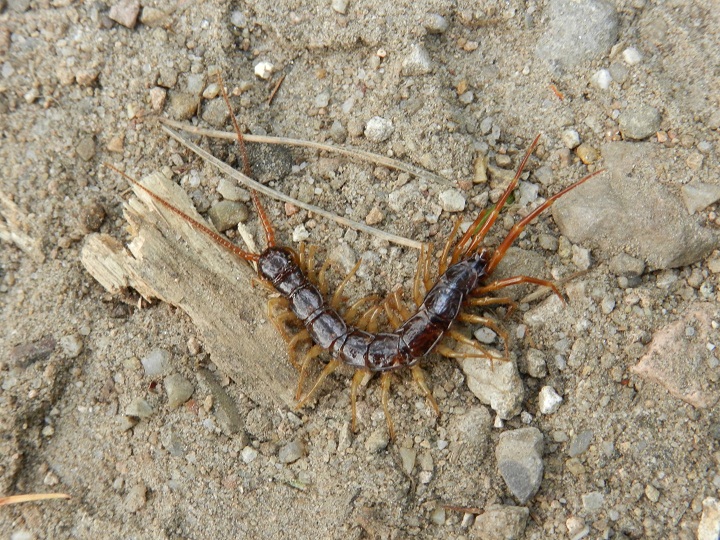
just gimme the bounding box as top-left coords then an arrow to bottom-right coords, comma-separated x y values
108,77 -> 602,438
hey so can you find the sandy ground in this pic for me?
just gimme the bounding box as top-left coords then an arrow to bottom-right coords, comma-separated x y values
1,0 -> 719,538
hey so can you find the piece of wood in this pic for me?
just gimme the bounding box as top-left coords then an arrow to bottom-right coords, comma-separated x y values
81,171 -> 297,408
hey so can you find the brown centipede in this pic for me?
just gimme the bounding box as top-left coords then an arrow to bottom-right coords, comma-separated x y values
107,77 -> 603,438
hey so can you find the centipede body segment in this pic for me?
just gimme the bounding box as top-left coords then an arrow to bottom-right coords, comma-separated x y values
108,74 -> 603,438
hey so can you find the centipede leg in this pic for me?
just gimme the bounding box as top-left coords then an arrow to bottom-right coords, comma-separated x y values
350,370 -> 369,433
287,330 -> 311,370
343,294 -> 381,325
305,245 -> 319,284
473,275 -> 563,302
317,257 -> 333,297
267,297 -> 295,340
464,295 -> 518,318
390,288 -> 413,320
331,259 -> 363,310
296,344 -> 324,400
380,373 -> 396,440
435,343 -> 494,361
439,220 -> 462,275
410,365 -> 440,416
456,313 -> 510,359
296,359 -> 341,410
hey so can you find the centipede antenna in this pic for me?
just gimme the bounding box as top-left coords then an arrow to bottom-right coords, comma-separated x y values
104,163 -> 260,263
217,73 -> 278,247
485,168 -> 605,274
461,133 -> 542,258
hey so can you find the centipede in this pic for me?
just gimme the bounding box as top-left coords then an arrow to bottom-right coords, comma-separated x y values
107,77 -> 603,438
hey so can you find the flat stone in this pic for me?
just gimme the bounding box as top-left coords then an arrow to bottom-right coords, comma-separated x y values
496,428 -> 544,503
535,0 -> 618,68
168,92 -> 200,120
141,349 -> 170,377
460,349 -> 524,420
473,505 -> 529,540
619,104 -> 662,140
201,98 -> 230,128
553,142 -> 717,269
126,398 -> 154,419
76,136 -> 96,162
682,182 -> 720,214
164,373 -> 194,408
631,303 -> 719,409
439,189 -> 466,212
401,43 -> 433,76
699,498 -> 720,540
279,440 -> 305,463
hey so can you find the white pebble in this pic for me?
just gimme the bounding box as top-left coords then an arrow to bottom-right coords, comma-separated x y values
538,386 -> 563,414
254,61 -> 274,80
622,46 -> 643,65
364,116 -> 394,142
474,326 -> 497,344
241,446 -> 258,464
439,189 -> 466,212
591,69 -> 612,90
331,0 -> 348,14
292,224 -> 310,242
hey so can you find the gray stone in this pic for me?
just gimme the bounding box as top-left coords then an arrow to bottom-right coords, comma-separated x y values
609,253 -> 645,277
535,0 -> 619,68
496,427 -> 544,503
141,349 -> 170,377
126,398 -> 154,419
216,178 -> 249,202
553,142 -> 717,269
365,428 -> 390,453
568,429 -> 594,457
401,43 -> 433,76
424,13 -> 449,34
582,491 -> 605,512
201,98 -> 230,128
124,483 -> 147,513
619,104 -> 662,140
682,182 -> 720,214
164,374 -> 194,408
699,497 -> 720,540
76,136 -> 96,162
208,200 -> 248,232
279,440 -> 305,463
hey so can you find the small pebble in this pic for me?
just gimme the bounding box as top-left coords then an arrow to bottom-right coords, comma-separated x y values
576,143 -> 599,164
331,0 -> 348,14
164,374 -> 194,408
76,136 -> 96,162
201,98 -> 230,128
329,120 -> 347,143
524,349 -> 548,378
582,491 -> 605,512
217,178 -> 249,202
609,253 -> 645,277
59,334 -> 84,358
364,116 -> 394,142
254,61 -> 274,80
241,446 -> 258,464
365,428 -> 390,453
645,484 -> 660,503
139,6 -> 169,27
230,10 -> 247,28
399,447 -> 416,474
562,129 -> 581,149
681,183 -> 720,214
169,92 -> 200,120
279,440 -> 305,463
622,46 -> 643,65
109,0 -> 140,28
430,506 -> 446,525
401,43 -> 432,76
365,206 -> 384,225
439,189 -> 466,212
591,69 -> 612,90
600,295 -> 616,314
572,244 -> 591,270
568,429 -> 593,457
699,498 -> 720,540
424,13 -> 449,34
619,104 -> 662,140
149,87 -> 166,111
538,386 -> 563,414
76,69 -> 99,87
292,224 -> 310,242
126,398 -> 154,419
141,348 -> 170,377
208,201 -> 248,232
474,327 -> 497,345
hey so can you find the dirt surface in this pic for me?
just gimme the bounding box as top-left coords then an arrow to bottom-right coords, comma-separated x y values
1,0 -> 719,539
